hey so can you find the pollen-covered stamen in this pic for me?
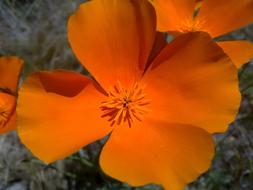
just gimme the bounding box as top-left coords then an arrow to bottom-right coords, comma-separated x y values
100,82 -> 151,127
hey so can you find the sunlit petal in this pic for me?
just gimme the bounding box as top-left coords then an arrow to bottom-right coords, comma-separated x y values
18,70 -> 112,163
143,32 -> 241,133
218,40 -> 253,68
198,0 -> 253,37
0,56 -> 23,93
149,0 -> 195,32
68,0 -> 156,90
100,120 -> 214,190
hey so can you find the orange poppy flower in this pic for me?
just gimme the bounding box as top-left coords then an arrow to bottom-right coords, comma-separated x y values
17,0 -> 240,189
150,0 -> 253,68
0,56 -> 23,134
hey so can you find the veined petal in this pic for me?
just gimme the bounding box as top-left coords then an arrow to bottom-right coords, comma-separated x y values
149,0 -> 195,32
17,70 -> 112,163
218,40 -> 253,68
0,93 -> 16,134
100,120 -> 214,190
0,56 -> 23,93
197,0 -> 253,37
142,32 -> 241,133
68,0 -> 156,90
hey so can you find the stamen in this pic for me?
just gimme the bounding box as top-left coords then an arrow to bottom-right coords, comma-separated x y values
0,94 -> 16,128
0,110 -> 10,128
100,82 -> 151,127
179,18 -> 205,33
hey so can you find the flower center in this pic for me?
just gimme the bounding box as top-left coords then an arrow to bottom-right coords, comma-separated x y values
179,18 -> 205,33
0,94 -> 15,128
100,82 -> 151,127
0,109 -> 10,128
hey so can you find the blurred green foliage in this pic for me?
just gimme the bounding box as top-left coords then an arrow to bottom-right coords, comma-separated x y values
0,0 -> 253,190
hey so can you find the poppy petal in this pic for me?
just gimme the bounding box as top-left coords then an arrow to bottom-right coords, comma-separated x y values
0,93 -> 16,134
68,0 -> 156,90
218,40 -> 253,68
100,120 -> 214,190
17,70 -> 111,163
149,0 -> 195,32
197,0 -> 253,37
0,56 -> 23,93
143,32 -> 240,133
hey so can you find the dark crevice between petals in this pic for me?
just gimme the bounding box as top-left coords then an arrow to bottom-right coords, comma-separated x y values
37,70 -> 91,97
144,32 -> 168,74
131,0 -> 157,72
0,87 -> 17,97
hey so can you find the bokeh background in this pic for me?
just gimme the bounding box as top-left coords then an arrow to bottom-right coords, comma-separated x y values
0,0 -> 253,189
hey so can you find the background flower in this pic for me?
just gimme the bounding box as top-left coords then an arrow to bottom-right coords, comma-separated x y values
0,56 -> 23,134
150,0 -> 253,68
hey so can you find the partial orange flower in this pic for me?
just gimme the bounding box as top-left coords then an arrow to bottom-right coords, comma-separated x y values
150,0 -> 253,68
17,0 -> 240,189
0,56 -> 23,134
